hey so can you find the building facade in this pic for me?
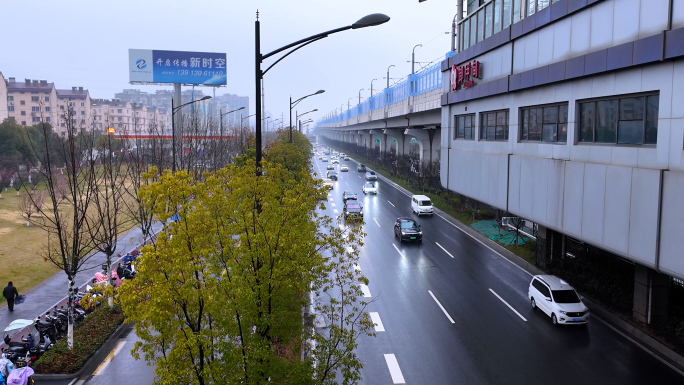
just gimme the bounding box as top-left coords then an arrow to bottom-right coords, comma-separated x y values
440,0 -> 684,321
5,78 -> 59,128
56,87 -> 91,131
0,72 -> 8,123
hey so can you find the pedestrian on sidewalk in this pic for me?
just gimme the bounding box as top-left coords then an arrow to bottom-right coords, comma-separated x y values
2,282 -> 19,312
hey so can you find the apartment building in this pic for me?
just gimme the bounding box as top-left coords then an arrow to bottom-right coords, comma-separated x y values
5,77 -> 58,128
56,87 -> 91,130
90,99 -> 169,134
0,72 -> 8,122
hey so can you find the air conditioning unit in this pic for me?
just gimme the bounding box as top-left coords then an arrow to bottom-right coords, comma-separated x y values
8,101 -> 13,106
30,112 -> 36,116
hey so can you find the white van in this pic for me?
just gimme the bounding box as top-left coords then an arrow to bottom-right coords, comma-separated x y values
411,195 -> 433,216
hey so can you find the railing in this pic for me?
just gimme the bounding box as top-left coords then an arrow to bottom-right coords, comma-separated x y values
318,53 -> 453,126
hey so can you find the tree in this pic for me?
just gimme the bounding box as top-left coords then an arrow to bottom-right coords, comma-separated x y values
19,190 -> 45,226
118,156 -> 373,384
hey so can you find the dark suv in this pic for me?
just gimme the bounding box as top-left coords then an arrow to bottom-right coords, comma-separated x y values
357,164 -> 366,172
343,201 -> 363,220
394,217 -> 422,242
327,170 -> 338,181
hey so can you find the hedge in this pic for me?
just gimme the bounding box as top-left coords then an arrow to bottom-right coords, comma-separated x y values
34,304 -> 125,374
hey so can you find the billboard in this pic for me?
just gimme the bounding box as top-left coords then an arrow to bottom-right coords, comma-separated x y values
129,49 -> 227,85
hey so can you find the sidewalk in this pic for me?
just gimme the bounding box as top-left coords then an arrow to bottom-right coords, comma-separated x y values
0,223 -> 162,343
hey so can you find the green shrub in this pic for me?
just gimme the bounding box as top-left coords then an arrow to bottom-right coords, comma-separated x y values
34,305 -> 124,374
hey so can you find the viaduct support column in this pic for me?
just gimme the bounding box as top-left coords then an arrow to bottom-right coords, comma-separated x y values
633,265 -> 670,324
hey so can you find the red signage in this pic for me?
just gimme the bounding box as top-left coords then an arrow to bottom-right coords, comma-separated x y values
450,60 -> 482,91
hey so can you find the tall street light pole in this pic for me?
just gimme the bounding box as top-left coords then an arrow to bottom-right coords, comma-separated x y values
386,64 -> 395,88
296,109 -> 317,133
358,88 -> 364,105
370,78 -> 377,97
255,11 -> 390,176
412,44 -> 422,74
290,89 -> 324,143
219,106 -> 245,166
240,112 -> 256,154
172,95 -> 211,173
348,98 -> 353,110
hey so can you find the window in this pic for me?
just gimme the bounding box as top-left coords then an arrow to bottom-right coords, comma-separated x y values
20,100 -> 25,105
8,106 -> 14,112
527,0 -> 536,16
45,96 -> 50,102
31,106 -> 40,112
494,0 -> 502,34
45,107 -> 50,112
480,110 -> 509,141
7,96 -> 13,101
520,103 -> 568,142
454,114 -> 476,140
31,96 -> 39,102
32,117 -> 40,122
46,117 -> 50,122
21,111 -> 26,116
81,119 -> 86,124
484,3 -> 493,39
21,121 -> 26,126
117,109 -> 122,113
578,93 -> 658,145
81,102 -> 85,107
81,111 -> 85,115
503,0 -> 512,29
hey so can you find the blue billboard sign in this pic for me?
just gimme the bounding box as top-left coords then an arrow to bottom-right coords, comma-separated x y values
129,49 -> 227,85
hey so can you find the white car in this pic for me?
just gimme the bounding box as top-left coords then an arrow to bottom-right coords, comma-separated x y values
332,158 -> 339,164
362,182 -> 377,194
321,156 -> 328,162
529,275 -> 589,326
340,164 -> 349,172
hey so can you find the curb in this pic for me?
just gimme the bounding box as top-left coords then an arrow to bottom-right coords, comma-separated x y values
32,322 -> 132,381
354,154 -> 684,374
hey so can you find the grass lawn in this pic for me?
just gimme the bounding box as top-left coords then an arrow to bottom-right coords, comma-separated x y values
0,188 -> 60,303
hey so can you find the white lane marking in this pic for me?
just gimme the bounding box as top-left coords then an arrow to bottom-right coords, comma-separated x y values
428,290 -> 455,324
384,354 -> 406,384
360,284 -> 372,297
369,312 -> 385,332
435,242 -> 455,259
331,202 -> 336,207
333,209 -> 338,214
328,197 -> 334,201
92,340 -> 126,375
373,218 -> 381,227
488,288 -> 527,322
392,243 -> 405,259
353,263 -> 361,272
388,200 -> 395,207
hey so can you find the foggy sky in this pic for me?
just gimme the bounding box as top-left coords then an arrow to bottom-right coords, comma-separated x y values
0,0 -> 456,126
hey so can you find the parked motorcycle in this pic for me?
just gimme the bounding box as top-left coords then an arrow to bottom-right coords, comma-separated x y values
1,320 -> 48,365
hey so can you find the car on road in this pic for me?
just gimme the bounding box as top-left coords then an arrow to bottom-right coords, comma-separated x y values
411,195 -> 433,216
528,275 -> 589,326
327,170 -> 338,181
332,158 -> 339,164
340,164 -> 349,172
357,164 -> 366,172
365,171 -> 377,181
318,154 -> 324,160
362,182 -> 377,194
394,217 -> 422,242
344,156 -> 350,161
321,156 -> 328,162
326,164 -> 335,170
343,201 -> 363,220
322,179 -> 333,189
342,190 -> 357,202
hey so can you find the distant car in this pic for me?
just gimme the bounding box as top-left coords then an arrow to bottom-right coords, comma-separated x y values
344,156 -> 350,161
529,275 -> 590,326
340,164 -> 349,172
318,155 -> 324,160
357,164 -> 366,172
326,164 -> 335,170
394,217 -> 422,242
327,170 -> 338,181
342,190 -> 357,202
332,158 -> 339,164
321,156 -> 328,162
343,201 -> 363,220
322,179 -> 333,189
365,171 -> 377,181
362,182 -> 377,194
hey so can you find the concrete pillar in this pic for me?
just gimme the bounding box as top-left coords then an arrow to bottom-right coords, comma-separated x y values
534,225 -> 563,270
633,265 -> 670,324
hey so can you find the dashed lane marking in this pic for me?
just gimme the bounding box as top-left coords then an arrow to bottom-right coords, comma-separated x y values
388,200 -> 395,207
428,290 -> 455,324
369,312 -> 385,332
384,354 -> 406,384
489,288 -> 527,322
373,218 -> 382,227
392,243 -> 405,259
360,284 -> 372,297
435,242 -> 455,258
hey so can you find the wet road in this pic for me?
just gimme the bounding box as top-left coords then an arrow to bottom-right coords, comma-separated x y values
312,153 -> 684,385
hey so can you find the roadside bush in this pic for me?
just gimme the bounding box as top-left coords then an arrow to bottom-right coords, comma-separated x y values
34,304 -> 124,374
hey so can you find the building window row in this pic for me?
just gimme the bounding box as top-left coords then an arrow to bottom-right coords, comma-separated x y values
453,92 -> 659,145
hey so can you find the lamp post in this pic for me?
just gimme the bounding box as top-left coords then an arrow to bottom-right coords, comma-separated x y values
255,11 -> 390,175
358,88 -> 364,105
370,78 -> 377,97
218,106 -> 245,167
290,89 -> 324,143
348,98 -> 353,110
296,109 -> 317,133
412,44 -> 422,74
299,118 -> 313,134
386,64 -> 395,88
240,113 -> 256,154
171,95 -> 211,173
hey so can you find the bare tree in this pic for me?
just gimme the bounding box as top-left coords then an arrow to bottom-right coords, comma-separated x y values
0,168 -> 13,199
12,174 -> 24,196
24,111 -> 100,350
19,190 -> 45,226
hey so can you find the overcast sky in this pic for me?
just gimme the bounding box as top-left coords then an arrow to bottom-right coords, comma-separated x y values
1,0 -> 456,126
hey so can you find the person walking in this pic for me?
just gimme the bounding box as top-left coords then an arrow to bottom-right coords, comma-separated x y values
3,282 -> 19,312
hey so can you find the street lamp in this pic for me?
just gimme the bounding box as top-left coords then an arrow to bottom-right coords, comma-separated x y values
370,78 -> 378,97
255,11 -> 390,175
386,64 -> 395,88
218,106 -> 245,167
348,98 -> 354,110
299,118 -> 313,134
296,109 -> 317,133
358,88 -> 364,104
240,112 -> 257,154
171,95 -> 211,173
290,89 -> 324,143
412,44 -> 422,74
